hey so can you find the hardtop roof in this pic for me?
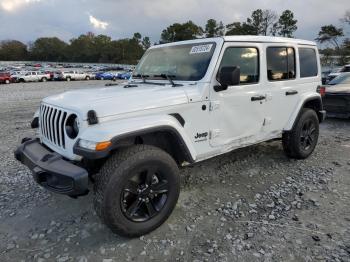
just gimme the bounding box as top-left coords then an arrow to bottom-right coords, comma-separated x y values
222,35 -> 315,45
153,36 -> 316,49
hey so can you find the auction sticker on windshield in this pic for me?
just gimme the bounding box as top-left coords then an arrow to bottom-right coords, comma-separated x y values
190,44 -> 213,54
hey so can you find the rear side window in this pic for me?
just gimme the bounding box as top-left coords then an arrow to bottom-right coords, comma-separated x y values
267,47 -> 296,81
299,48 -> 318,77
219,47 -> 259,84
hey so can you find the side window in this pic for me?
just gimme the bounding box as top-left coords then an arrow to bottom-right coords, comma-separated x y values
219,47 -> 259,84
267,47 -> 296,81
299,48 -> 318,77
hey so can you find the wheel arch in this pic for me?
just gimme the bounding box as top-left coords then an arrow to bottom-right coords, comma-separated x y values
110,126 -> 194,165
285,95 -> 325,131
74,117 -> 196,165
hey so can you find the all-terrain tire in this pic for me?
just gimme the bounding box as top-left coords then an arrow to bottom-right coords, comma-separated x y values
93,145 -> 180,237
282,108 -> 319,159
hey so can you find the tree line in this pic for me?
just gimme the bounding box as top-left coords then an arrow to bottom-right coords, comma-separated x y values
316,11 -> 350,66
0,9 -> 349,65
0,32 -> 149,64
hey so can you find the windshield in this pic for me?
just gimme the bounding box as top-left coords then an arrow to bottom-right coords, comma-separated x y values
328,73 -> 350,85
134,42 -> 216,81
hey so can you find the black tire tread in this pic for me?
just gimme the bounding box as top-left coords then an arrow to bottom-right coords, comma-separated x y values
93,144 -> 180,237
282,108 -> 319,159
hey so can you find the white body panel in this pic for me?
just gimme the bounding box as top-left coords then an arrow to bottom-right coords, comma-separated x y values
35,36 -> 322,162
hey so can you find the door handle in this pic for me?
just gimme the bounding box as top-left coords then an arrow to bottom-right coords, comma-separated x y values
286,90 -> 298,96
251,95 -> 266,101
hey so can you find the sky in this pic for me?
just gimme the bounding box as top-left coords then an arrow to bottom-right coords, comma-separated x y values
0,0 -> 349,44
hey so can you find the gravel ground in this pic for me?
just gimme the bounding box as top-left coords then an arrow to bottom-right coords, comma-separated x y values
0,81 -> 349,262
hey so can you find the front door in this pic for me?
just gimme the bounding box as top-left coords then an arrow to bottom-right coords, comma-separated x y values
209,43 -> 267,148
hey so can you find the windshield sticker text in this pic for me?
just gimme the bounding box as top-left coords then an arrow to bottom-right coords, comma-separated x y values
190,44 -> 213,54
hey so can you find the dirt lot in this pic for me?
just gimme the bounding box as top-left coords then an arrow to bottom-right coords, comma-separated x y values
0,81 -> 349,262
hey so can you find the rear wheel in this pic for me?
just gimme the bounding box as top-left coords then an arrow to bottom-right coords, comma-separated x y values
5,79 -> 10,84
282,108 -> 319,159
66,77 -> 71,82
85,76 -> 90,80
93,145 -> 180,237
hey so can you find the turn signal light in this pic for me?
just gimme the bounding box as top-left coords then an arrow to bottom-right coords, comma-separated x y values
95,141 -> 112,151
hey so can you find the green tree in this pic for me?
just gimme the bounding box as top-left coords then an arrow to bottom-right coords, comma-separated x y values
272,10 -> 297,37
160,21 -> 203,43
246,9 -> 263,35
133,32 -> 142,42
316,25 -> 344,49
204,19 -> 224,37
142,37 -> 151,50
0,40 -> 28,61
225,22 -> 256,35
29,37 -> 68,61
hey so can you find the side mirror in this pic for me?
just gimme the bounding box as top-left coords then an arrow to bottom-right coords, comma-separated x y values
215,66 -> 240,92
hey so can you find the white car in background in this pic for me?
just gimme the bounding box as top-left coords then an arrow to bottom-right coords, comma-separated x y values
54,70 -> 91,81
327,64 -> 350,82
16,71 -> 51,83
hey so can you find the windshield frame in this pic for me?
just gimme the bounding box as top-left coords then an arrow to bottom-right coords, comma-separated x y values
133,38 -> 223,83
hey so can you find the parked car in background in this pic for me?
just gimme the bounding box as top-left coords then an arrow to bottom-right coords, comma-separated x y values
326,65 -> 350,83
0,72 -> 13,84
54,71 -> 91,81
10,71 -> 26,78
117,71 -> 132,80
85,72 -> 96,80
15,71 -> 51,82
327,72 -> 350,86
95,71 -> 118,80
320,72 -> 350,118
44,71 -> 55,80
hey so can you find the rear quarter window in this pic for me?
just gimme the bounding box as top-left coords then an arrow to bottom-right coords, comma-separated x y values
299,48 -> 318,78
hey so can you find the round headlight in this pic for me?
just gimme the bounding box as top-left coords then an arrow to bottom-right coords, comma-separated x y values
65,114 -> 79,139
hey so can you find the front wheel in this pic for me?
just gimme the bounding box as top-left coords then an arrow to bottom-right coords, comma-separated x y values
5,79 -> 10,84
282,108 -> 319,159
85,76 -> 90,80
93,145 -> 180,237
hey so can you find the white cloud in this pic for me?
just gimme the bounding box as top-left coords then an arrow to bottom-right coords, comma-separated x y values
1,0 -> 41,12
89,15 -> 108,30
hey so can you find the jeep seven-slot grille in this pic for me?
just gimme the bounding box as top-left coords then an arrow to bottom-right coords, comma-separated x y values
40,104 -> 67,149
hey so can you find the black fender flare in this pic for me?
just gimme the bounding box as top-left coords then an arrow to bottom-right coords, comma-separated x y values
289,96 -> 326,131
73,125 -> 194,163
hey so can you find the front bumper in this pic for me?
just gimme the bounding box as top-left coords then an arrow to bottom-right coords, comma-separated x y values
14,138 -> 89,197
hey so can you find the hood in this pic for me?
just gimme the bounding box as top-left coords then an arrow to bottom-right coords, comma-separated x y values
326,84 -> 350,94
43,83 -> 189,119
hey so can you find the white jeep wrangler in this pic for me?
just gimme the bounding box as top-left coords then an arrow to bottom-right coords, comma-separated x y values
15,36 -> 325,237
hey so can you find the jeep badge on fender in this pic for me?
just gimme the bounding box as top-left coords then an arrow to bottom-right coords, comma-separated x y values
15,36 -> 325,237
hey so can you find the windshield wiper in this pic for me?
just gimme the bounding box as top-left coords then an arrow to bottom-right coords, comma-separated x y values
153,74 -> 182,87
132,74 -> 149,83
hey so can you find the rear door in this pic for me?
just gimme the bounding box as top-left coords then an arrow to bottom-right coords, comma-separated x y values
262,45 -> 300,132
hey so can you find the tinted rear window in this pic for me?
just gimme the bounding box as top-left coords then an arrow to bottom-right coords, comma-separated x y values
267,47 -> 296,81
299,48 -> 318,78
